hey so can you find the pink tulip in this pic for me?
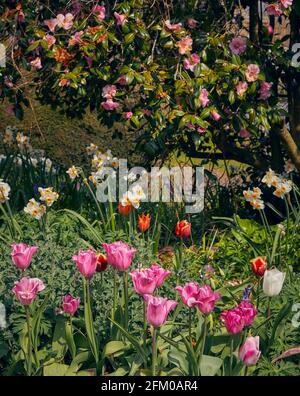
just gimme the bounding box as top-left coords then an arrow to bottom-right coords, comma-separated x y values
200,88 -> 210,107
114,12 -> 127,26
11,243 -> 38,270
239,336 -> 261,366
176,282 -> 202,307
220,308 -> 245,334
194,285 -> 221,314
130,264 -> 171,295
229,37 -> 247,55
102,241 -> 136,271
72,249 -> 98,277
63,294 -> 80,315
237,301 -> 257,326
144,295 -> 177,327
12,277 -> 45,305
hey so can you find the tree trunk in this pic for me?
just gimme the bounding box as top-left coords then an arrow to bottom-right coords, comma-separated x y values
249,0 -> 259,43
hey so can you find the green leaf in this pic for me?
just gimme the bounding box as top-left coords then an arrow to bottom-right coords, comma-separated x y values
200,355 -> 223,376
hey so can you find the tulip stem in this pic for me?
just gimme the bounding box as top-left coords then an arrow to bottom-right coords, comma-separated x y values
83,278 -> 99,367
188,307 -> 192,346
112,269 -> 117,329
229,337 -> 234,376
143,300 -> 147,349
25,306 -> 32,376
152,327 -> 157,376
256,278 -> 261,313
123,271 -> 129,331
267,297 -> 271,318
200,315 -> 207,371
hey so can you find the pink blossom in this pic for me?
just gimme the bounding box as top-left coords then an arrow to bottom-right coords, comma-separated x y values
44,34 -> 56,47
130,264 -> 171,295
124,111 -> 133,119
164,20 -> 182,32
144,295 -> 177,327
183,53 -> 200,72
93,5 -> 106,21
102,241 -> 136,271
245,64 -> 260,82
187,18 -> 197,29
258,81 -> 273,100
186,123 -> 195,130
30,57 -> 42,70
69,31 -> 84,46
11,243 -> 38,271
117,75 -> 128,85
265,4 -> 283,16
101,99 -> 119,111
240,128 -> 251,138
176,36 -> 193,55
239,336 -> 261,366
211,110 -> 221,121
114,12 -> 127,26
44,18 -> 58,32
236,81 -> 248,97
197,127 -> 206,134
56,13 -> 74,30
267,25 -> 274,35
176,282 -> 202,307
102,84 -> 117,99
200,88 -> 210,107
220,308 -> 245,334
63,294 -> 80,315
229,37 -> 247,55
237,301 -> 257,326
12,277 -> 45,305
280,0 -> 293,8
193,285 -> 221,314
72,249 -> 98,278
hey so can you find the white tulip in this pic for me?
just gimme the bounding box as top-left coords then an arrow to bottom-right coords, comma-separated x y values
263,268 -> 286,297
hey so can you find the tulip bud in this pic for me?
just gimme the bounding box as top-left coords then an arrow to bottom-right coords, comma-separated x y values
239,336 -> 261,366
138,213 -> 151,232
175,220 -> 191,238
251,256 -> 267,277
118,202 -> 133,216
263,268 -> 285,297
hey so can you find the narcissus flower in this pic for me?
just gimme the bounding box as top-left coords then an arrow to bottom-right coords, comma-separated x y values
175,220 -> 191,238
0,180 -> 10,203
251,256 -> 267,277
24,198 -> 46,220
138,213 -> 151,232
66,166 -> 80,180
239,336 -> 261,366
12,277 -> 45,305
96,253 -> 108,272
63,295 -> 80,315
144,295 -> 177,327
38,187 -> 59,207
11,243 -> 38,270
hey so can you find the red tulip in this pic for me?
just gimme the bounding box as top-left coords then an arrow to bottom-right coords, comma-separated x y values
96,253 -> 108,272
138,213 -> 151,232
251,256 -> 267,277
118,202 -> 133,216
175,220 -> 191,238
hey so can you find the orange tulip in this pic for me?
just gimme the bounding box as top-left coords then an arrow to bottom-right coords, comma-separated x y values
138,213 -> 151,232
175,220 -> 191,238
118,202 -> 133,216
96,253 -> 108,272
251,256 -> 267,277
